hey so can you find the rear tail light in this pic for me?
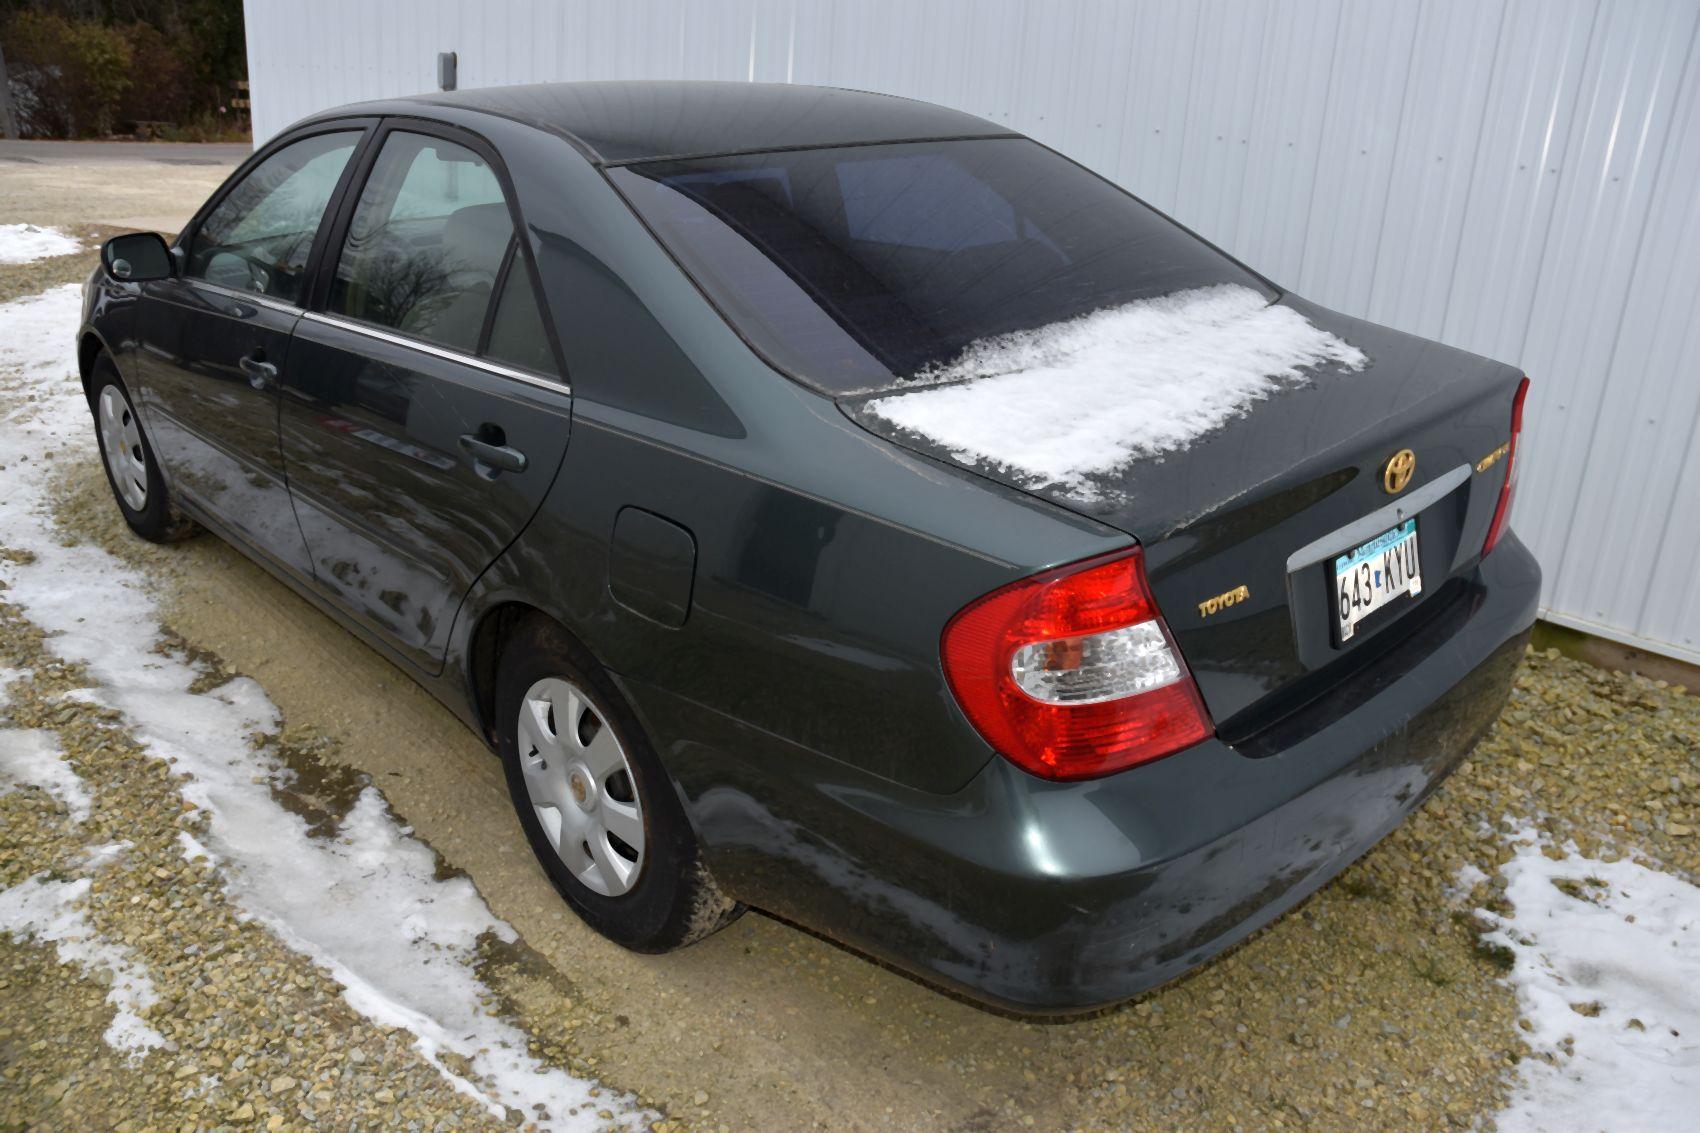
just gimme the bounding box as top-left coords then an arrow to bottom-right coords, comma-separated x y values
1482,376 -> 1530,557
941,549 -> 1213,781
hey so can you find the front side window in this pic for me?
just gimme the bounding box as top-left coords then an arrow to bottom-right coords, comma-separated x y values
329,132 -> 512,352
187,130 -> 359,303
612,138 -> 1273,393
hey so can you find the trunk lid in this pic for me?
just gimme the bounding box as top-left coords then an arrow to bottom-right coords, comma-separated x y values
843,296 -> 1526,736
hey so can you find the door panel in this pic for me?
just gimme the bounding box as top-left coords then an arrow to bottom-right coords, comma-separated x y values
131,127 -> 364,579
132,283 -> 308,574
277,125 -> 573,672
279,317 -> 571,670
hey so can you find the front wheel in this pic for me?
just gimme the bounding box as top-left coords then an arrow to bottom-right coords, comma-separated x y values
495,616 -> 742,951
88,355 -> 198,543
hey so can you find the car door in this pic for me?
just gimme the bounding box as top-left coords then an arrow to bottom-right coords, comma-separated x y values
133,123 -> 370,579
278,122 -> 573,672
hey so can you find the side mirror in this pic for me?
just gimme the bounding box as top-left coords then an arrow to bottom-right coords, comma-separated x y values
101,232 -> 175,282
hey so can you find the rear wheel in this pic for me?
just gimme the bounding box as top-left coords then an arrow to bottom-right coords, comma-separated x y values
88,355 -> 198,543
495,616 -> 741,950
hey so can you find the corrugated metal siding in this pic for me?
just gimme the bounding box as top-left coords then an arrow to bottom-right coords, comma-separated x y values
243,0 -> 1700,664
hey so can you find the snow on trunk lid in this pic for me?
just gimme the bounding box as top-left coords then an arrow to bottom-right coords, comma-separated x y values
862,284 -> 1366,503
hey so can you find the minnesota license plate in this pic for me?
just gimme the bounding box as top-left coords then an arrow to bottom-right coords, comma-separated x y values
1333,519 -> 1422,641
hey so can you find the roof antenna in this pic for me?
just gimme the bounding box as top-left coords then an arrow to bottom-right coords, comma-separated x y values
438,51 -> 458,92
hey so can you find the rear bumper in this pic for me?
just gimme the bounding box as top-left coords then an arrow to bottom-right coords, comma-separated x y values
645,532 -> 1541,1014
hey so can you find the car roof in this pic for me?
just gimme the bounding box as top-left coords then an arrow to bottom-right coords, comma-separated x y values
328,80 -> 1015,165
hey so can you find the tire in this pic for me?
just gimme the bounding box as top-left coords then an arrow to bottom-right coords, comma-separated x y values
495,615 -> 742,951
87,355 -> 199,544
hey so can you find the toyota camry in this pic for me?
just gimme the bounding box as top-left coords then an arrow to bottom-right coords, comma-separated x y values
77,81 -> 1539,1012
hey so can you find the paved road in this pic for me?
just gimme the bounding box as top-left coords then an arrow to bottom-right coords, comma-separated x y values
0,139 -> 251,165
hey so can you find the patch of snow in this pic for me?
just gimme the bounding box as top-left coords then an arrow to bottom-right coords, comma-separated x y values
177,829 -> 215,862
0,874 -> 166,1060
0,285 -> 646,1129
0,223 -> 82,265
1480,827 -> 1700,1133
1449,861 -> 1490,904
0,726 -> 93,822
866,284 -> 1366,499
0,284 -> 83,399
82,841 -> 131,867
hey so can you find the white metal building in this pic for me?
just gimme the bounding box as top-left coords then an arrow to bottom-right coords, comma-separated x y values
244,0 -> 1700,665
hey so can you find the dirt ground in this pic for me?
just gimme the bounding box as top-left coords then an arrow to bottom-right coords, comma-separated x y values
5,149 -> 1698,1133
0,140 -> 246,234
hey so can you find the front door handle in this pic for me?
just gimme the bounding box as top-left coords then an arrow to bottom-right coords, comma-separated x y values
458,432 -> 528,479
238,352 -> 277,391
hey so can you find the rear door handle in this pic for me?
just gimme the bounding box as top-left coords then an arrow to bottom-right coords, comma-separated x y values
238,352 -> 277,391
458,432 -> 528,478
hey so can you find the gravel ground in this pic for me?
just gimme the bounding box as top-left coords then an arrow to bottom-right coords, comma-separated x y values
4,188 -> 1698,1132
0,596 -> 517,1131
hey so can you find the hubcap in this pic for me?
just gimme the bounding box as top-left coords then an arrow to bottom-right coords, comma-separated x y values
516,676 -> 645,897
97,385 -> 148,512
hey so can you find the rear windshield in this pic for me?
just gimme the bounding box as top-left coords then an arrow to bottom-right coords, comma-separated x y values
611,138 -> 1274,394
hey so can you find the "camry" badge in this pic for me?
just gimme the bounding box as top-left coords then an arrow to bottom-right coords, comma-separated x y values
1476,441 -> 1510,474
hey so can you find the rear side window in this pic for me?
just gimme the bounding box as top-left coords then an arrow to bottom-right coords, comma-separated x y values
329,132 -> 513,352
612,138 -> 1272,393
187,130 -> 358,304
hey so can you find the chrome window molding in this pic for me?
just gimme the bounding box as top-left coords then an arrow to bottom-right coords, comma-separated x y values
167,279 -> 569,395
185,278 -> 306,316
300,310 -> 571,395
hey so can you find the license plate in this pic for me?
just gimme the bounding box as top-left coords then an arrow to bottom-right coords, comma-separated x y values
1333,519 -> 1422,641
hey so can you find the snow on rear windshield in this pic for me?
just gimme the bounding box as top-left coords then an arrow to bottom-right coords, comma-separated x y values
611,137 -> 1274,394
864,285 -> 1366,501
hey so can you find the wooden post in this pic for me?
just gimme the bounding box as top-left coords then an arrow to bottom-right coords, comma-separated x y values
0,42 -> 20,139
